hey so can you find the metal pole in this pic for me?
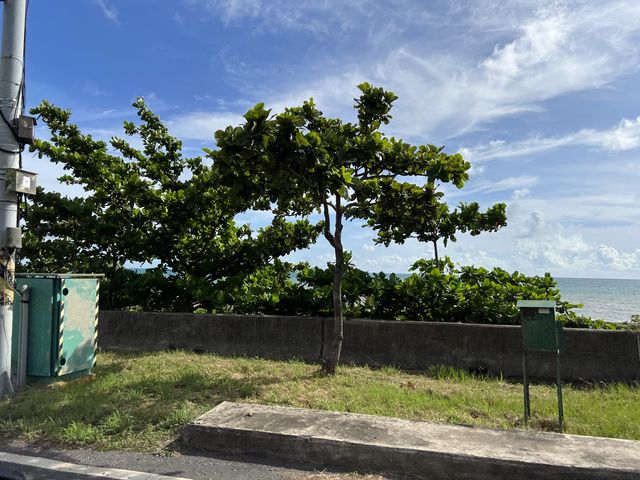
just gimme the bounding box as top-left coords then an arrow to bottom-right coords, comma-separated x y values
14,284 -> 27,388
556,350 -> 564,431
522,350 -> 530,422
0,0 -> 27,397
553,319 -> 564,432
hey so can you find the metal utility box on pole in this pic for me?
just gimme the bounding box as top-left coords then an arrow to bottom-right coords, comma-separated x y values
0,0 -> 28,397
518,300 -> 566,431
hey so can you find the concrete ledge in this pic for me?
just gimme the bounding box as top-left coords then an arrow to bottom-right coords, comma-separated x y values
182,402 -> 640,480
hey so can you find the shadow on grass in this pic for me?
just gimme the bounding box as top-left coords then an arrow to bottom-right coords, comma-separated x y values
0,353 -> 295,450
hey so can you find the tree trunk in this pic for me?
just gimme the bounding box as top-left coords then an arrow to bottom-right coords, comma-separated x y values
433,240 -> 439,268
321,196 -> 344,375
321,246 -> 344,374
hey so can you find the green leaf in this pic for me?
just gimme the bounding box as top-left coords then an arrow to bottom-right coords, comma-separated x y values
341,166 -> 352,184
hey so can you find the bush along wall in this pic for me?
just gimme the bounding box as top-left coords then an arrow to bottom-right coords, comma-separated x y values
205,257 -> 619,329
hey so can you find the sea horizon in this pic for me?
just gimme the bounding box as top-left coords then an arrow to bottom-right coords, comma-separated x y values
389,274 -> 639,323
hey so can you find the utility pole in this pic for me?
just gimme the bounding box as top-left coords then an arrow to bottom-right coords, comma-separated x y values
0,0 -> 27,397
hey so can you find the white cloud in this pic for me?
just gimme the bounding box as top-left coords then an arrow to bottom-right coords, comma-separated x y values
234,209 -> 275,228
593,245 -> 640,271
215,2 -> 640,142
385,1 -> 640,139
138,92 -> 177,113
92,0 -> 119,24
167,111 -> 243,141
461,175 -> 538,196
73,107 -> 135,124
364,254 -> 420,271
481,10 -> 570,86
266,73 -> 365,119
172,2 -> 640,146
516,210 -> 544,238
580,117 -> 640,151
461,116 -> 640,162
184,0 -> 384,34
512,188 -> 530,200
164,73 -> 365,141
455,249 -> 510,270
515,233 -> 640,273
499,204 -> 640,275
84,127 -> 121,140
508,191 -> 640,228
194,94 -> 214,103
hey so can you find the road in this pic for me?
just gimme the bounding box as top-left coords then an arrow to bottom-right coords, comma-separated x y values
0,443 -> 397,480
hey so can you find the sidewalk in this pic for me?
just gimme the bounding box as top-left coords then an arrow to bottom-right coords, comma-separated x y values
183,401 -> 640,480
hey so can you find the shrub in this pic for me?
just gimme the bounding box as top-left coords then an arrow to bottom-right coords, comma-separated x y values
218,256 -> 617,328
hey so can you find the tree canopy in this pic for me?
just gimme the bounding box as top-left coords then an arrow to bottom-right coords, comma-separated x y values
212,83 -> 507,373
23,99 -> 320,310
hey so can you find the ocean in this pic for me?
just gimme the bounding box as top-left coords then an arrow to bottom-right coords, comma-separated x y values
392,273 -> 639,323
555,277 -> 640,323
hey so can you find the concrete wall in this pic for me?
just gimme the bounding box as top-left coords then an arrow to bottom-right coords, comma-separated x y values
99,311 -> 640,382
99,311 -> 324,363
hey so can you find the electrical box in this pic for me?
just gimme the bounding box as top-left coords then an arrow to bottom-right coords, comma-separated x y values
517,300 -> 565,353
5,168 -> 37,195
14,115 -> 36,145
11,274 -> 102,382
4,227 -> 22,249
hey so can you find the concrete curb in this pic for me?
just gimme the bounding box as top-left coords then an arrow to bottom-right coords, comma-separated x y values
182,402 -> 640,480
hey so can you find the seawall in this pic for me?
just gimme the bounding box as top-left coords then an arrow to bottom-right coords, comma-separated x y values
98,311 -> 640,382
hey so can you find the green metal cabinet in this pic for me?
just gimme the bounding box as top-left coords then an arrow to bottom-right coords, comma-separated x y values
517,300 -> 565,353
12,274 -> 101,382
517,299 -> 565,430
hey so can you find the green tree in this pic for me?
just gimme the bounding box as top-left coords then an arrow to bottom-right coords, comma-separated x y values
365,193 -> 506,266
23,99 -> 320,310
212,83 -> 506,373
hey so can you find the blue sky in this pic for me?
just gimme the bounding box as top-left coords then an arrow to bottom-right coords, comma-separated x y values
21,0 -> 640,278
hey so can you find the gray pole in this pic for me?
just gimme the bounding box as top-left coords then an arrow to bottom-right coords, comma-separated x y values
0,0 -> 27,397
15,284 -> 28,389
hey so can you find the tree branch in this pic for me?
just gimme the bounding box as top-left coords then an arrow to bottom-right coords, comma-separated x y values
360,173 -> 397,181
323,201 -> 337,249
344,197 -> 376,210
334,194 -> 343,248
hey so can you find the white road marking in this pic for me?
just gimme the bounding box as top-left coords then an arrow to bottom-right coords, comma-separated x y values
0,451 -> 192,480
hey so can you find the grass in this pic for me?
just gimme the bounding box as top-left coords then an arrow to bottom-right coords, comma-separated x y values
0,351 -> 638,451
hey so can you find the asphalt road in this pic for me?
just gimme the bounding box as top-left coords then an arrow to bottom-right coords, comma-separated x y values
0,443 -> 399,480
0,446 -> 300,480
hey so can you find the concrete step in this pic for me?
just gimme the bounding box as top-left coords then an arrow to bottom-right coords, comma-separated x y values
182,401 -> 640,480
